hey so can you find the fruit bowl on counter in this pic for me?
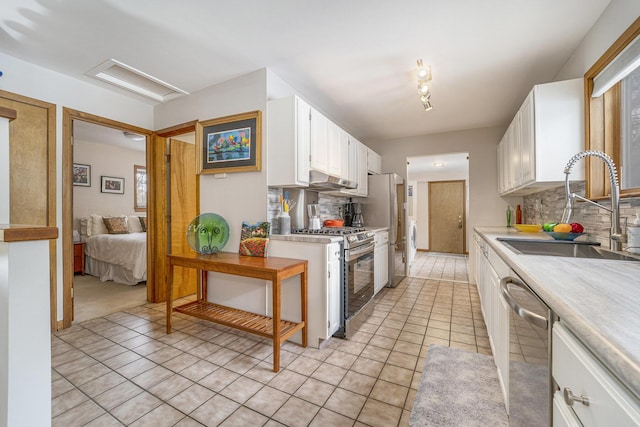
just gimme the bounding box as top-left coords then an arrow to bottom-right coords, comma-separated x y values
514,224 -> 542,233
543,231 -> 586,241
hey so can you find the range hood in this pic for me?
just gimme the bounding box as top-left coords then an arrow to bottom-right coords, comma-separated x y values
308,170 -> 357,191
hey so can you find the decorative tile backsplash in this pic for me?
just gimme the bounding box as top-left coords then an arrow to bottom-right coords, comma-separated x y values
522,182 -> 640,250
267,187 -> 353,233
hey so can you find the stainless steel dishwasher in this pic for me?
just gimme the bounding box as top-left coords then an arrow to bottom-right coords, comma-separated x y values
500,275 -> 555,427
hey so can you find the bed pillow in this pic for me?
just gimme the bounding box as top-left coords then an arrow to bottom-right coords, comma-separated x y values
78,217 -> 89,237
139,216 -> 147,232
88,214 -> 108,236
128,215 -> 143,233
103,216 -> 129,234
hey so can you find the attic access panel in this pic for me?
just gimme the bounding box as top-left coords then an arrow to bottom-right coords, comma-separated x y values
86,58 -> 188,102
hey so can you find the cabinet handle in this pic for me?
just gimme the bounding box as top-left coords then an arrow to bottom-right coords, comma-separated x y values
563,387 -> 589,407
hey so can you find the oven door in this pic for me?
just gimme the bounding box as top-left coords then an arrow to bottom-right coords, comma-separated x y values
345,242 -> 375,317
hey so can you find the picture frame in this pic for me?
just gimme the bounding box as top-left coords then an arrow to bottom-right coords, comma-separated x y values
196,110 -> 262,175
101,176 -> 125,194
72,163 -> 91,187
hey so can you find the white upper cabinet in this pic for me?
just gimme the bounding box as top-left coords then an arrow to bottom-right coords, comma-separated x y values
367,147 -> 382,175
310,107 -> 329,174
356,141 -> 368,196
498,78 -> 584,196
327,120 -> 344,178
267,95 -> 311,187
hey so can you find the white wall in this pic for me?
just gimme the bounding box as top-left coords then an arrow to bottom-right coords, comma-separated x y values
412,168 -> 469,251
556,0 -> 640,80
0,51 -> 154,321
154,69 -> 270,314
367,126 -> 506,283
73,141 -> 146,223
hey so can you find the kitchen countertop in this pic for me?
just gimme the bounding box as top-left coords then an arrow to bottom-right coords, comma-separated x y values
270,234 -> 343,244
475,226 -> 640,399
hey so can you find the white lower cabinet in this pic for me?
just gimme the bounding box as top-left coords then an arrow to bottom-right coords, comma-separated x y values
269,240 -> 341,348
327,243 -> 342,336
374,230 -> 389,294
474,232 -> 510,410
552,322 -> 640,426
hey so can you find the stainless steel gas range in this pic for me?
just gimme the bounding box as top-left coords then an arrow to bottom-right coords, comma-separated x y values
293,227 -> 375,338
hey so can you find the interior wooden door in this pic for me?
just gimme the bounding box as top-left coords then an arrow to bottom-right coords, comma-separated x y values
1,91 -> 57,329
170,138 -> 198,298
429,180 -> 466,254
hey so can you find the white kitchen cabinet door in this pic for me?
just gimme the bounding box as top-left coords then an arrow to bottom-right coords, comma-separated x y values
266,95 -> 311,187
327,242 -> 341,336
310,107 -> 329,174
327,120 -> 344,178
367,147 -> 382,175
519,91 -> 535,186
357,141 -> 368,196
374,231 -> 389,294
498,78 -> 584,196
496,139 -> 505,195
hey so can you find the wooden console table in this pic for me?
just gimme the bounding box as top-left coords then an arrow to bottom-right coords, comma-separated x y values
166,252 -> 307,372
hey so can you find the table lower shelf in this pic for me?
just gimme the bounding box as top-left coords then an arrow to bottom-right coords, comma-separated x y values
174,300 -> 305,342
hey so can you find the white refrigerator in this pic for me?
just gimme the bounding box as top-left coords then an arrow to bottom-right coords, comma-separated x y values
363,173 -> 406,287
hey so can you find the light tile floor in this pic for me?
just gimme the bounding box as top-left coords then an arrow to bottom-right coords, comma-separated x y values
52,252 -> 490,426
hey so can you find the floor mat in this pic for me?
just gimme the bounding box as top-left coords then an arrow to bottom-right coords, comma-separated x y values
410,344 -> 508,426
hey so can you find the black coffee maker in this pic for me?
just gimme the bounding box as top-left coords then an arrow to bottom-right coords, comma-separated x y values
351,203 -> 364,227
343,202 -> 354,226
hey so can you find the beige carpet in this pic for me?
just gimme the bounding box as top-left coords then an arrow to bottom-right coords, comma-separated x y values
73,274 -> 147,323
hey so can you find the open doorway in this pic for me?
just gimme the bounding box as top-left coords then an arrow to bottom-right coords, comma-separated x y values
71,120 -> 148,322
406,153 -> 469,268
62,108 -> 153,328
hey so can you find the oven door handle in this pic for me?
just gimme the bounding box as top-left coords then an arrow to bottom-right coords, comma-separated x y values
346,242 -> 375,261
500,276 -> 548,330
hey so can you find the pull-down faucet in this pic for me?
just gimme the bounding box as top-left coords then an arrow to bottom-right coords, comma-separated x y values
561,150 -> 626,251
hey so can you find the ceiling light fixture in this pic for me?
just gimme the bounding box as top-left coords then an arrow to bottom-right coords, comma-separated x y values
417,59 -> 433,112
433,162 -> 444,167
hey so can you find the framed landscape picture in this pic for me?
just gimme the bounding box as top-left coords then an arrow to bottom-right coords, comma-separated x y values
101,176 -> 124,194
196,110 -> 262,175
73,163 -> 91,187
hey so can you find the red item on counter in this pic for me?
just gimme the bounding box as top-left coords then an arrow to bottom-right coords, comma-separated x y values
516,204 -> 522,224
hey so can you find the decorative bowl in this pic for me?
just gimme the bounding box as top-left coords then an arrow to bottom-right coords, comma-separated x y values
544,231 -> 586,241
514,224 -> 542,233
186,213 -> 230,254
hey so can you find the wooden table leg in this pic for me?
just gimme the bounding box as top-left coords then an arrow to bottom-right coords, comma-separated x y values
166,260 -> 174,334
301,265 -> 308,347
201,270 -> 208,301
272,278 -> 281,372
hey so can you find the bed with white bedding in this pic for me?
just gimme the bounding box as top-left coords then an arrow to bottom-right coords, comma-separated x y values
78,214 -> 147,286
85,233 -> 147,285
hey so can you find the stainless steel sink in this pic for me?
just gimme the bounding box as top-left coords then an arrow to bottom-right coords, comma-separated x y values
497,238 -> 640,261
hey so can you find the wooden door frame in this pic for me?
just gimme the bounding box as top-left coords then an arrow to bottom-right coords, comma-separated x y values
61,108 -> 153,328
1,90 -> 57,330
428,180 -> 467,254
150,121 -> 198,303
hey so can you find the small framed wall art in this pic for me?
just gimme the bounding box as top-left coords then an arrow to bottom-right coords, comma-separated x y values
196,110 -> 262,175
101,176 -> 125,194
73,163 -> 91,187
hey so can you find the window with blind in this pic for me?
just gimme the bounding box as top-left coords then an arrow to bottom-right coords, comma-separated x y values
586,17 -> 640,200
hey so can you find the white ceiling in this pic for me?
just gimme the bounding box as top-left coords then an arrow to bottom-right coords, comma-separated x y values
73,121 -> 146,152
1,1 -> 610,144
